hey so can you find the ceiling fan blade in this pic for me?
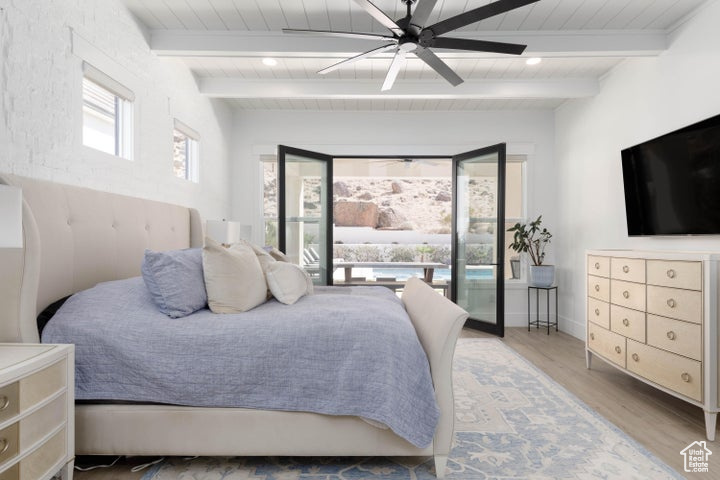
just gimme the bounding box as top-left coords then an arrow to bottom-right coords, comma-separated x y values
382,49 -> 406,91
408,0 -> 438,34
432,36 -> 527,55
353,0 -> 404,36
415,48 -> 463,86
282,29 -> 396,41
427,0 -> 539,37
318,43 -> 398,74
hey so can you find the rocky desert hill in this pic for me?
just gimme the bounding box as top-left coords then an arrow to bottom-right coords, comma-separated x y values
264,174 -> 496,235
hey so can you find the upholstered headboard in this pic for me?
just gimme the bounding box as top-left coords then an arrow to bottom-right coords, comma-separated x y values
0,174 -> 203,343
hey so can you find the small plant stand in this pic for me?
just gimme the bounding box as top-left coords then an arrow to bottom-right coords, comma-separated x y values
527,285 -> 558,334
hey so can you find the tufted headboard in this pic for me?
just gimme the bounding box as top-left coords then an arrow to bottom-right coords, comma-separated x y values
0,174 -> 203,343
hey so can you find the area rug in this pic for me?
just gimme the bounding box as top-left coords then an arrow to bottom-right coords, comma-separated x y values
141,339 -> 682,480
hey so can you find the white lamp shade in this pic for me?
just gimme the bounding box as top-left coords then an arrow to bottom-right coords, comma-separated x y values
206,220 -> 251,245
0,185 -> 22,248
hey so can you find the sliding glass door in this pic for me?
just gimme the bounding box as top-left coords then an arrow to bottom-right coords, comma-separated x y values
278,145 -> 333,285
452,144 -> 506,336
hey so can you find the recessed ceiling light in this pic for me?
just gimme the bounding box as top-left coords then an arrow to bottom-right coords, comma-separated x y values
526,57 -> 542,66
262,58 -> 278,67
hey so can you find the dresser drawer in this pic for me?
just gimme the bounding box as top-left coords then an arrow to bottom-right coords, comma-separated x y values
19,360 -> 66,412
611,257 -> 646,283
588,323 -> 626,368
610,279 -> 646,311
588,275 -> 610,302
588,297 -> 610,329
610,304 -> 646,343
647,314 -> 702,361
0,423 -> 19,465
18,427 -> 66,480
0,383 -> 19,425
0,465 -> 18,480
647,260 -> 702,291
588,255 -> 610,278
627,340 -> 702,401
647,285 -> 702,324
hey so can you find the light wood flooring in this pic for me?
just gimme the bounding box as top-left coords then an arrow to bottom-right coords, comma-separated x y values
75,327 -> 718,479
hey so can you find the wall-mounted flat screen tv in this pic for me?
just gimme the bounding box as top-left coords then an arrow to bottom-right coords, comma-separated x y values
621,113 -> 720,236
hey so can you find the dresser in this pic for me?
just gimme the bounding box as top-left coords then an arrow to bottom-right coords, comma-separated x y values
0,344 -> 74,480
586,250 -> 719,441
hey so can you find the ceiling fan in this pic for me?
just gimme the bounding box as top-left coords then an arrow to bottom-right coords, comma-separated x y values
283,0 -> 540,91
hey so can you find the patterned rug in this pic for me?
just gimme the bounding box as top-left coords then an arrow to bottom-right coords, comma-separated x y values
142,339 -> 682,480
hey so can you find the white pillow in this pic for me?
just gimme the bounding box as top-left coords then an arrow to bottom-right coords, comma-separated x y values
202,237 -> 267,313
265,261 -> 314,305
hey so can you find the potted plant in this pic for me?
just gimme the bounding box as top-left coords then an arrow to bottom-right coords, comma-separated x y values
507,216 -> 554,287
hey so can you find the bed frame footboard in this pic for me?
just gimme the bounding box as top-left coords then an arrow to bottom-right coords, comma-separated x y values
402,277 -> 469,478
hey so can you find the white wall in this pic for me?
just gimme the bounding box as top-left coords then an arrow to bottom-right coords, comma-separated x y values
0,0 -> 233,219
232,109 -> 556,328
555,0 -> 720,339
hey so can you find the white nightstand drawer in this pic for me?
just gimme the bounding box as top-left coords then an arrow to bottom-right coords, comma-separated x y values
19,360 -> 66,412
0,384 -> 19,425
19,427 -> 66,480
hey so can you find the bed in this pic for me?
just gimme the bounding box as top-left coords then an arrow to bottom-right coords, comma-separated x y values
0,173 -> 469,478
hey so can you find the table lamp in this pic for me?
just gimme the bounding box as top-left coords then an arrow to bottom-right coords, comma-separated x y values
205,220 -> 251,246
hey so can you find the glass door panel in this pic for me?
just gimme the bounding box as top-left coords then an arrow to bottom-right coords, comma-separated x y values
452,144 -> 506,336
278,146 -> 333,285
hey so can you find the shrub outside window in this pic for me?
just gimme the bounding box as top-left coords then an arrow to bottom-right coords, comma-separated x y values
173,120 -> 200,182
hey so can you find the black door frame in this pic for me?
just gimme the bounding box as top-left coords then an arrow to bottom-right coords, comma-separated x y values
451,143 -> 506,337
277,146 -> 507,338
278,145 -> 334,285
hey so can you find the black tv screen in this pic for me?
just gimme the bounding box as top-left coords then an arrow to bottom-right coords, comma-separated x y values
622,113 -> 720,236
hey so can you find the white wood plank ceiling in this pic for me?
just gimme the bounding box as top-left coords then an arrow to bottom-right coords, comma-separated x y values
123,0 -> 708,110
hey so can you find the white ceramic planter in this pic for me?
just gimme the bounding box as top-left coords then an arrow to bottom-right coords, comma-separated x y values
530,265 -> 555,287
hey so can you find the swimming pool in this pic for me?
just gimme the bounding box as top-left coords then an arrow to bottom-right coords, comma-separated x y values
371,267 -> 494,281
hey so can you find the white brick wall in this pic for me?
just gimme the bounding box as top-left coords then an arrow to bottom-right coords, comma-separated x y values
0,0 -> 232,220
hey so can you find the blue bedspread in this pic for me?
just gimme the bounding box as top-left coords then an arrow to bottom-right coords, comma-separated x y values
42,277 -> 439,448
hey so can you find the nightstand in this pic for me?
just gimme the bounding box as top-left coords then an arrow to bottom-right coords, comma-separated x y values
0,344 -> 74,480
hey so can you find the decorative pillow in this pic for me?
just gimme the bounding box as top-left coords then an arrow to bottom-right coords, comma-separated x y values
265,261 -> 314,305
141,248 -> 207,318
202,237 -> 267,313
267,246 -> 289,262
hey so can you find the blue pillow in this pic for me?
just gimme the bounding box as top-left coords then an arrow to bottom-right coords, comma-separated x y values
141,248 -> 207,318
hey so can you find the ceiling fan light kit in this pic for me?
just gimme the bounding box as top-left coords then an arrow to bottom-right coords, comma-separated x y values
283,0 -> 540,91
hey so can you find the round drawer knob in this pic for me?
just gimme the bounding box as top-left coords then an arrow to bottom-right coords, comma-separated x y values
595,262 -> 600,269
594,308 -> 600,316
667,299 -> 676,308
0,395 -> 9,411
614,346 -> 622,354
623,265 -> 629,273
623,290 -> 630,299
632,353 -> 639,362
0,438 -> 7,455
594,285 -> 600,292
681,372 -> 691,383
667,331 -> 676,340
667,269 -> 676,279
623,318 -> 630,327
590,333 -> 595,340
